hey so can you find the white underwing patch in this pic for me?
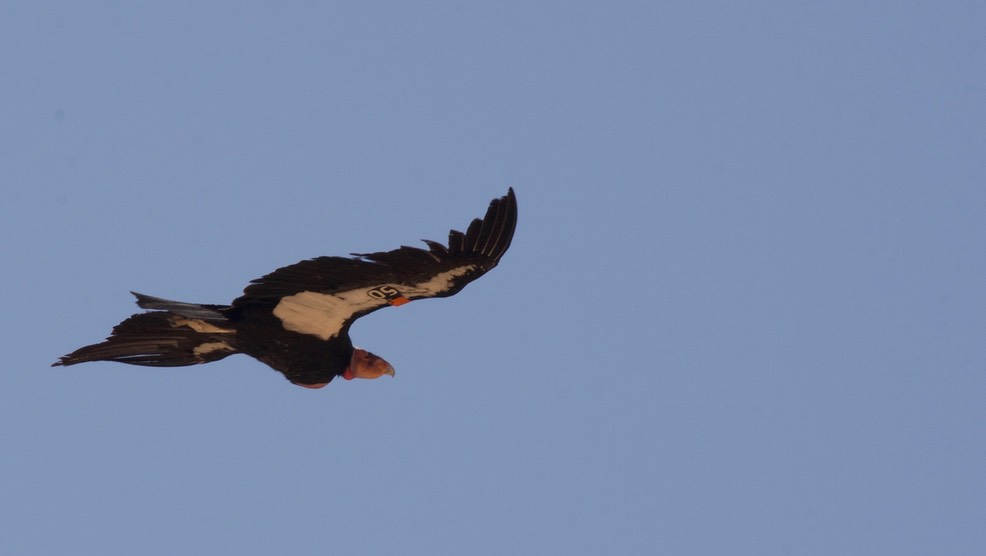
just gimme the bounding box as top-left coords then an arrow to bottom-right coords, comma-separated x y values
272,265 -> 476,340
272,291 -> 355,340
168,316 -> 234,334
193,341 -> 235,357
410,265 -> 476,296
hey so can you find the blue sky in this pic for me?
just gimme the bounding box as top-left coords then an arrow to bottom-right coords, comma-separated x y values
3,2 -> 984,554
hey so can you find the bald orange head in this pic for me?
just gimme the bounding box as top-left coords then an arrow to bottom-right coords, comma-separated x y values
342,348 -> 395,381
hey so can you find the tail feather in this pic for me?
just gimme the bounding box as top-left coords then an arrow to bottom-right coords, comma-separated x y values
131,291 -> 230,320
53,295 -> 238,367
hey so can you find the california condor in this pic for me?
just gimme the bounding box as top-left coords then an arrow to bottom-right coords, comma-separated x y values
54,188 -> 517,389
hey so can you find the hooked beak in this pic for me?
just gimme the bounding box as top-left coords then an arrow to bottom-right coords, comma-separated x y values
344,348 -> 395,380
379,360 -> 396,378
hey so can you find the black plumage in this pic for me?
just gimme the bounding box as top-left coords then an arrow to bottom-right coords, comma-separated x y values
54,189 -> 517,388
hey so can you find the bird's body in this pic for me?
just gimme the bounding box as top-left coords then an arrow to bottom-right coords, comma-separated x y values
54,189 -> 517,388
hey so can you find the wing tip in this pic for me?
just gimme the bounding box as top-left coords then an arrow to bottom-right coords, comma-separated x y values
478,186 -> 518,261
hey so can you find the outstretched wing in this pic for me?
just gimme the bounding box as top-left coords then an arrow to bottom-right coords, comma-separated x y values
231,188 -> 517,341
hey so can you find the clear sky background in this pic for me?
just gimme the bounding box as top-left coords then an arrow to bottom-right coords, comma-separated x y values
3,2 -> 984,555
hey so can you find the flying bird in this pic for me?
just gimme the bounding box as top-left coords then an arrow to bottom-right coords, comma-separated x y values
54,188 -> 517,388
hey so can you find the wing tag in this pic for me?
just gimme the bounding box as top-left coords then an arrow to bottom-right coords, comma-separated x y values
367,285 -> 411,306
